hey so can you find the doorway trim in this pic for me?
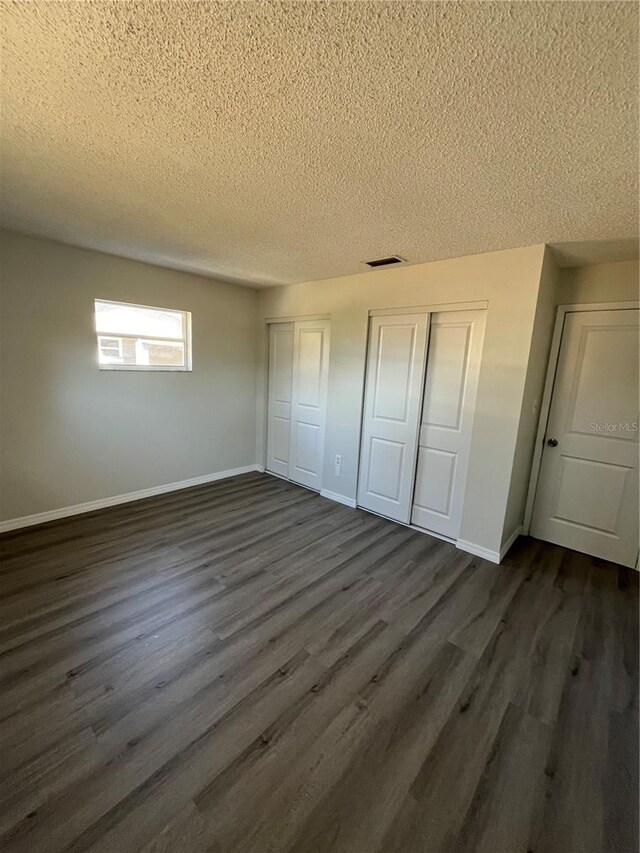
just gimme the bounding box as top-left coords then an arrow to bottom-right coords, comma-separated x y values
522,300 -> 640,535
265,313 -> 331,324
369,300 -> 487,317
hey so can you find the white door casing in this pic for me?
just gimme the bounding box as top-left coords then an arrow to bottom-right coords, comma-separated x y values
411,310 -> 486,539
266,323 -> 294,479
288,319 -> 331,491
357,313 -> 430,522
530,309 -> 639,568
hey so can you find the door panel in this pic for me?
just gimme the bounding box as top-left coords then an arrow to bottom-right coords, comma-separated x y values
358,314 -> 429,522
296,329 -> 323,407
289,320 -> 331,490
530,309 -> 639,567
569,326 -> 638,434
266,323 -> 294,478
292,421 -> 320,475
272,417 -> 291,469
411,310 -> 486,539
372,325 -> 419,421
421,323 -> 470,429
367,438 -> 405,501
413,448 -> 456,516
553,456 -> 629,533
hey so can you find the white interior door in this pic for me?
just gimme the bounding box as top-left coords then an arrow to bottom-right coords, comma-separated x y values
357,313 -> 429,522
530,308 -> 639,568
288,319 -> 331,490
266,323 -> 294,478
411,309 -> 486,539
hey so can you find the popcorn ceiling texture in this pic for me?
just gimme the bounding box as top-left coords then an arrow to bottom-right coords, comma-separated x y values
1,1 -> 637,287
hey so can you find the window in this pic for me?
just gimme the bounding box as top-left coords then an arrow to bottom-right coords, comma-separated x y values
98,336 -> 124,364
94,300 -> 192,371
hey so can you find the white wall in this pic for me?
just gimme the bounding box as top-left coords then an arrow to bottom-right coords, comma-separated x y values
257,244 -> 548,558
502,246 -> 559,546
0,231 -> 259,522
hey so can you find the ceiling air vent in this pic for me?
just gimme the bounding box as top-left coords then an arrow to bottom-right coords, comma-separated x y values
364,255 -> 406,269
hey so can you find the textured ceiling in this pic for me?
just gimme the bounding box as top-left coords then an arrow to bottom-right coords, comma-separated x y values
1,1 -> 638,287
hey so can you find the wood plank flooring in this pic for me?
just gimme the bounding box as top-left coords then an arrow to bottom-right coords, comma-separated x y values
0,471 -> 637,853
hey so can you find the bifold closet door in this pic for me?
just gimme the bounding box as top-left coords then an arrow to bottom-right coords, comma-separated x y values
357,313 -> 430,522
289,319 -> 331,490
266,323 -> 294,478
411,309 -> 486,539
267,319 -> 331,491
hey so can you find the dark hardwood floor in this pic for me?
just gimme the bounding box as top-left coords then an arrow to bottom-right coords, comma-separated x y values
0,471 -> 637,853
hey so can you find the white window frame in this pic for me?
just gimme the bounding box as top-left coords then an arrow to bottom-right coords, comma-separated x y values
97,335 -> 125,363
94,299 -> 193,372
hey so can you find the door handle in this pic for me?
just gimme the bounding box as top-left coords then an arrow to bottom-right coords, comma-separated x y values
547,438 -> 558,447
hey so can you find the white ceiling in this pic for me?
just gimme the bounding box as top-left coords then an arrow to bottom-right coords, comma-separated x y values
1,1 -> 637,288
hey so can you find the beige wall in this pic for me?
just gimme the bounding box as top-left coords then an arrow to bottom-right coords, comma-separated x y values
257,244 -> 548,557
0,231 -> 258,522
556,259 -> 638,305
5,232 -> 631,550
502,246 -> 559,545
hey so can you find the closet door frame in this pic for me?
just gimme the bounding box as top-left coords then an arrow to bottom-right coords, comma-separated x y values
264,314 -> 331,487
356,300 -> 488,533
368,301 -> 488,318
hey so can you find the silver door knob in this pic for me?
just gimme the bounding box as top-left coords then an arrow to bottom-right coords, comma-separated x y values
547,438 -> 558,447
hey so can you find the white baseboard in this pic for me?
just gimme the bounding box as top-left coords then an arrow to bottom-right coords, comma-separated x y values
319,489 -> 357,509
457,526 -> 522,565
500,525 -> 523,561
456,539 -> 501,564
0,464 -> 263,534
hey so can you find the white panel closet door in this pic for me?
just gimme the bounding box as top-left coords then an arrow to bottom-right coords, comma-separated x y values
266,323 -> 294,478
530,309 -> 639,567
288,319 -> 331,490
411,309 -> 486,539
357,313 -> 429,522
